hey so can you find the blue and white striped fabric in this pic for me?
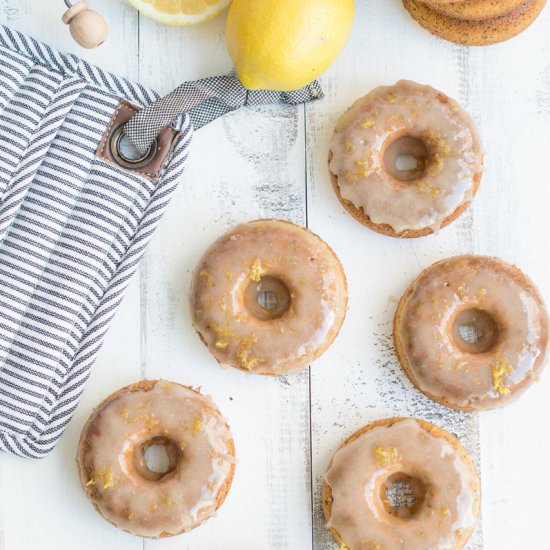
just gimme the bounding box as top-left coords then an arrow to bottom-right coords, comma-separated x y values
0,25 -> 192,458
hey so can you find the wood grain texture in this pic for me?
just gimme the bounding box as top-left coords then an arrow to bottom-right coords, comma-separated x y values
0,0 -> 549,548
306,3 -> 482,548
136,14 -> 312,549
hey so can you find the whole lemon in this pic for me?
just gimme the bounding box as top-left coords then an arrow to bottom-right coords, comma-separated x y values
225,0 -> 355,91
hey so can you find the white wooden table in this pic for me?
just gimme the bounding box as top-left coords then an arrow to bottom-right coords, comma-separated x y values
0,1 -> 549,549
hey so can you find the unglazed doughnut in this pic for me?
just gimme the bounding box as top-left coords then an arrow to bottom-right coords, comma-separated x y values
190,219 -> 347,375
420,0 -> 458,5
323,417 -> 480,550
329,80 -> 483,238
77,380 -> 235,538
394,256 -> 549,411
403,0 -> 547,46
425,0 -> 527,21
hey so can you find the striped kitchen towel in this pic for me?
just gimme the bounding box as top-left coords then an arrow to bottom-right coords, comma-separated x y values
0,25 -> 322,458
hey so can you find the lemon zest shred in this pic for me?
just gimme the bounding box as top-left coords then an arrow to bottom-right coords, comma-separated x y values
249,258 -> 266,282
213,325 -> 235,350
95,468 -> 115,490
374,446 -> 399,466
477,287 -> 488,298
237,334 -> 259,370
199,269 -> 215,288
492,356 -> 513,395
160,494 -> 178,506
145,416 -> 160,429
192,418 -> 202,436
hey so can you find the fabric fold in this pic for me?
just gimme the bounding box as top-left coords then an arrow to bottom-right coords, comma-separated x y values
0,25 -> 192,458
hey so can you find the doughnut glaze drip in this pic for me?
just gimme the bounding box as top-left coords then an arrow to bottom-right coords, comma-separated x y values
77,381 -> 234,537
190,219 -> 347,375
325,419 -> 480,550
329,80 -> 483,233
395,256 -> 548,411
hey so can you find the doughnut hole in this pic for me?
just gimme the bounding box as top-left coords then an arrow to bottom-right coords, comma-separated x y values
134,436 -> 181,482
381,472 -> 427,520
245,276 -> 291,321
452,308 -> 500,354
383,134 -> 430,183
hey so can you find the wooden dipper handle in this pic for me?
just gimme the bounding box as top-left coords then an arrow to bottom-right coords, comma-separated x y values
62,0 -> 108,49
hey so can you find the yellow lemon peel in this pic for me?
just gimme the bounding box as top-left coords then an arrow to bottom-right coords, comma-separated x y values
225,0 -> 354,91
130,0 -> 231,26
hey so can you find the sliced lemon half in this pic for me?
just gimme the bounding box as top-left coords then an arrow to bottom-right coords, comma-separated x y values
130,0 -> 232,26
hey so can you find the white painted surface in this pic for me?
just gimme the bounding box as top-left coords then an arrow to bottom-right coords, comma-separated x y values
0,1 -> 549,549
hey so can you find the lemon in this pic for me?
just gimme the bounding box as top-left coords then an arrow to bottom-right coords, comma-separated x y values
130,0 -> 232,26
225,0 -> 354,91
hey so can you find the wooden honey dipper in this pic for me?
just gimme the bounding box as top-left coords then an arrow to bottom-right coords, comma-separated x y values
62,0 -> 108,49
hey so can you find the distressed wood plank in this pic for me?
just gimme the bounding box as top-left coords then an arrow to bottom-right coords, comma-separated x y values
467,12 -> 550,549
0,2 -> 142,550
307,2 -> 549,549
305,2 -> 502,548
137,12 -> 312,550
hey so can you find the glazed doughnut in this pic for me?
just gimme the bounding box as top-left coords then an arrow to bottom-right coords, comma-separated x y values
394,256 -> 549,411
323,417 -> 480,550
329,80 -> 483,238
190,219 -> 347,375
425,0 -> 527,21
403,0 -> 547,46
77,380 -> 235,538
